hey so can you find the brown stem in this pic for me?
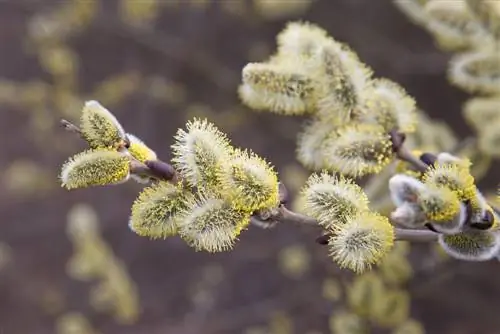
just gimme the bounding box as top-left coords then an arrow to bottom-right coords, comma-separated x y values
390,129 -> 430,173
251,205 -> 439,243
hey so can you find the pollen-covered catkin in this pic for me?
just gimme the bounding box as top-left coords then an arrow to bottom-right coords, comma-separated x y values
323,123 -> 394,177
239,61 -> 316,115
80,100 -> 126,149
60,149 -> 130,189
301,172 -> 369,229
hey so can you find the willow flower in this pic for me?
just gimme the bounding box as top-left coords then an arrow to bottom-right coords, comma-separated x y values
418,184 -> 461,222
438,229 -> 500,261
296,117 -> 337,170
328,211 -> 395,273
463,97 -> 500,131
422,162 -> 476,201
60,149 -> 130,190
310,39 -> 373,123
128,182 -> 190,239
465,0 -> 500,39
276,21 -> 330,58
426,202 -> 467,234
171,118 -> 232,188
220,149 -> 279,212
424,0 -> 490,51
357,78 -> 417,133
393,0 -> 431,26
390,201 -> 427,229
323,123 -> 393,177
239,61 -> 316,115
176,193 -> 251,253
301,172 -> 369,229
448,51 -> 500,95
347,272 -> 385,317
373,289 -> 410,328
126,133 -> 157,163
79,100 -> 126,149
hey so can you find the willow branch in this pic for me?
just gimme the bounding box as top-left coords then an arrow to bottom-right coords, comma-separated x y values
251,205 -> 439,242
390,129 -> 430,172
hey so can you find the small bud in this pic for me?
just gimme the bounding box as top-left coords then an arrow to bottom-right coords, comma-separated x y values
323,123 -> 393,177
171,118 -> 232,188
357,78 -> 417,133
80,100 -> 126,149
129,182 -> 190,239
239,61 -> 316,115
301,172 -> 369,229
176,193 -> 251,253
388,174 -> 426,207
448,51 -> 500,95
296,117 -> 336,171
60,149 -> 130,190
422,162 -> 476,201
328,211 -> 394,273
438,229 -> 500,261
126,133 -> 157,163
221,149 -> 279,212
390,202 -> 427,229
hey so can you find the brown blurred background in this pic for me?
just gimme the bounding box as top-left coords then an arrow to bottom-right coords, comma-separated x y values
1,0 -> 500,333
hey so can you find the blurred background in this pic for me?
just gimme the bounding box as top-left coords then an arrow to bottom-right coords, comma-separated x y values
1,0 -> 499,333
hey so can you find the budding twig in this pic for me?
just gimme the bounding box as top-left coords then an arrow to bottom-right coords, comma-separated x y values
61,119 -> 439,244
389,129 -> 430,173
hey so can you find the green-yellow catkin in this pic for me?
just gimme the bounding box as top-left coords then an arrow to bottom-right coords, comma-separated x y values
379,251 -> 413,285
171,118 -> 232,188
129,182 -> 191,239
296,117 -> 337,170
392,319 -> 425,334
328,211 -> 395,273
276,21 -> 330,58
56,311 -> 99,334
463,96 -> 500,131
176,193 -> 251,252
239,61 -> 316,115
422,162 -> 476,201
221,149 -> 279,212
323,123 -> 394,177
347,272 -> 385,318
373,289 -> 410,328
357,78 -> 417,133
126,133 -> 157,163
311,39 -> 373,124
448,51 -> 500,95
424,0 -> 491,51
393,0 -> 431,26
418,184 -> 461,222
80,100 -> 126,149
478,116 -> 500,157
60,149 -> 130,190
253,0 -> 313,21
465,0 -> 500,39
329,310 -> 368,334
301,172 -> 369,229
438,230 -> 500,261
